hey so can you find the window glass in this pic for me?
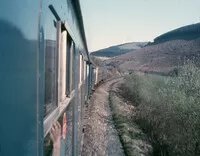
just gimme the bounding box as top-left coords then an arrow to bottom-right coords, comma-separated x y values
44,7 -> 57,116
72,43 -> 75,90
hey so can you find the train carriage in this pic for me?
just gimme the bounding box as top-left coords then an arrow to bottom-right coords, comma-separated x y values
0,0 -> 98,155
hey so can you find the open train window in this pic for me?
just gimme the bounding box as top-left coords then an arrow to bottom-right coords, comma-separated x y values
79,54 -> 83,83
82,56 -> 84,82
83,60 -> 86,82
66,35 -> 74,97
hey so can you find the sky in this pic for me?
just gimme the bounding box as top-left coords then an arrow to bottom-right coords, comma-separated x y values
80,0 -> 200,52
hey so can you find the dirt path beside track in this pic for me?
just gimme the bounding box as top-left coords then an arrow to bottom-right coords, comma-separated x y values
82,78 -> 125,156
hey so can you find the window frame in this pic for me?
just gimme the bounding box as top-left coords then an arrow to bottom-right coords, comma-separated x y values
44,21 -> 76,136
43,6 -> 77,137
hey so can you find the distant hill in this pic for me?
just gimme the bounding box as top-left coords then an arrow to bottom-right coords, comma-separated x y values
104,23 -> 200,73
90,42 -> 148,57
150,23 -> 200,45
106,38 -> 200,72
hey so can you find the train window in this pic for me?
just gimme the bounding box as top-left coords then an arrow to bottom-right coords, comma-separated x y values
81,55 -> 84,82
83,61 -> 86,81
79,54 -> 83,83
87,64 -> 90,77
95,67 -> 99,85
82,56 -> 84,82
44,8 -> 58,116
72,43 -> 75,90
66,35 -> 74,97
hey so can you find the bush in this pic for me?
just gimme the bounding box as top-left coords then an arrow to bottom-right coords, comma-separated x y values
120,62 -> 200,156
168,67 -> 180,77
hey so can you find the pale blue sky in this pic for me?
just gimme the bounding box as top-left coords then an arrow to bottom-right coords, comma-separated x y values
80,0 -> 200,52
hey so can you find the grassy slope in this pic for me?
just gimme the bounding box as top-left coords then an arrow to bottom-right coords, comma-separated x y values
103,23 -> 200,73
106,38 -> 200,72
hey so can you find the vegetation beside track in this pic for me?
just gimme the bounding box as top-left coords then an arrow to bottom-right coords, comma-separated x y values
109,87 -> 152,156
119,62 -> 200,156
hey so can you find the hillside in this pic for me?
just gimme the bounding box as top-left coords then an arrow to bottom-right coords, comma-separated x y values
90,42 -> 148,57
150,23 -> 200,45
106,38 -> 200,72
104,23 -> 200,73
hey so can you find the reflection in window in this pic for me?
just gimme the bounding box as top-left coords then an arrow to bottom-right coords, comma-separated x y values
44,8 -> 57,116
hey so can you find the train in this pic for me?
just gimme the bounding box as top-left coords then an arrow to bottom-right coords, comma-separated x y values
0,0 -> 103,156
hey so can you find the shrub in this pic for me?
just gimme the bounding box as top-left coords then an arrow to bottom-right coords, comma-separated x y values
168,67 -> 180,77
120,62 -> 200,156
